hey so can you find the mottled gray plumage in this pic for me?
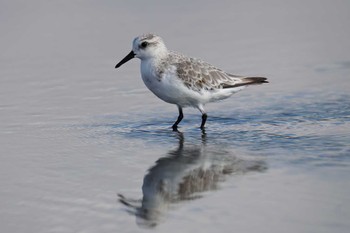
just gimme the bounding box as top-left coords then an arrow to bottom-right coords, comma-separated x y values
156,51 -> 267,92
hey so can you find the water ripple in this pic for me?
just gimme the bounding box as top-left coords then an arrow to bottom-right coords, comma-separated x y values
79,93 -> 350,168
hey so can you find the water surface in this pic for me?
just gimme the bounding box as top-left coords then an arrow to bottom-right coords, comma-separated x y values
1,1 -> 350,233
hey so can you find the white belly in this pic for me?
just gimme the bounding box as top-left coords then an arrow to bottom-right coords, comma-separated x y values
142,73 -> 192,106
140,61 -> 243,108
141,63 -> 204,107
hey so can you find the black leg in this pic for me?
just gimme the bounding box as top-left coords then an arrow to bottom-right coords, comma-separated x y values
172,106 -> 183,131
200,113 -> 207,130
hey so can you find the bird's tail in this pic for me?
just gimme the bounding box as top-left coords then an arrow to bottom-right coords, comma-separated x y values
223,76 -> 268,88
242,77 -> 269,85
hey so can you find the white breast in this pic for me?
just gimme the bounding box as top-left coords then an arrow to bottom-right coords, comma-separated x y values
141,61 -> 200,106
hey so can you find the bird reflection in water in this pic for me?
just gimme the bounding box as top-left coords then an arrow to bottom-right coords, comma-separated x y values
118,132 -> 267,228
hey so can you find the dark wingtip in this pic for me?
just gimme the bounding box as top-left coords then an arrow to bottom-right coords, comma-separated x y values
244,77 -> 269,84
222,77 -> 269,89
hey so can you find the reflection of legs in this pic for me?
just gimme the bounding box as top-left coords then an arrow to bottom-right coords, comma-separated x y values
198,105 -> 207,130
200,113 -> 207,129
172,106 -> 183,131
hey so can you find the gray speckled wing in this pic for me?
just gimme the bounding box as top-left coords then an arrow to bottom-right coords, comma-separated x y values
166,52 -> 245,92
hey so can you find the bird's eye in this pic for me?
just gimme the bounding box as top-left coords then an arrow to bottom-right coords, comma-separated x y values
140,41 -> 148,48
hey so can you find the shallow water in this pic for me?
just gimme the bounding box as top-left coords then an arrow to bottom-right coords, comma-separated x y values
1,1 -> 350,233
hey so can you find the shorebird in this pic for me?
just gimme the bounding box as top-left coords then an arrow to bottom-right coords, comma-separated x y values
115,34 -> 268,130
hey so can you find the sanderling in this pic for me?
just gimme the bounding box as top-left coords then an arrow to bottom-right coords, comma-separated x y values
115,33 -> 268,131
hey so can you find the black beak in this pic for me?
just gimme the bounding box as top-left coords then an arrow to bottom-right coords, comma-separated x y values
115,51 -> 135,68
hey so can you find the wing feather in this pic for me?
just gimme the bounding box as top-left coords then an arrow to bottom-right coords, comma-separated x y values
167,52 -> 267,91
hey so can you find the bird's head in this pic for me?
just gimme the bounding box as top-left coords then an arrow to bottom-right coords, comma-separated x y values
115,34 -> 168,68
